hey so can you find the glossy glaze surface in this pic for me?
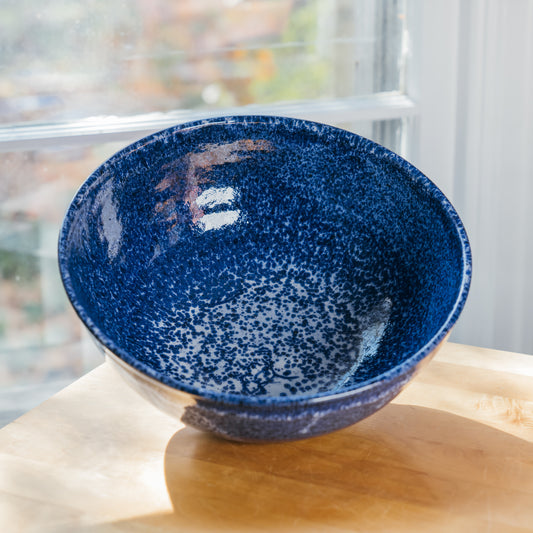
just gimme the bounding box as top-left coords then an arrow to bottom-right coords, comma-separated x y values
59,116 -> 471,440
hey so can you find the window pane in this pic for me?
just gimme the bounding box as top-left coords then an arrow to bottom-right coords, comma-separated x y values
0,143 -> 124,394
0,0 -> 407,125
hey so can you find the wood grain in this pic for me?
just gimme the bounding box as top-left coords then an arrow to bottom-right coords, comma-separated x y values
2,342 -> 533,532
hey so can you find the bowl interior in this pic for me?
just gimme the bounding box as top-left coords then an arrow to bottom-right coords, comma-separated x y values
60,117 -> 468,400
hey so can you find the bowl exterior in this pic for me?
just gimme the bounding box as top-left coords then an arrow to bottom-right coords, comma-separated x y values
101,337 -> 446,442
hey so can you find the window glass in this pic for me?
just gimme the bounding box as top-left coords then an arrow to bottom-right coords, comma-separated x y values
0,0 -> 407,125
0,143 -> 123,394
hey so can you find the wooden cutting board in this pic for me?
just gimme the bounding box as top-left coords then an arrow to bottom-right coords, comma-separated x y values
1,342 -> 533,532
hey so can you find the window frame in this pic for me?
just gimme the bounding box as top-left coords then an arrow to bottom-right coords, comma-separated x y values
0,91 -> 418,152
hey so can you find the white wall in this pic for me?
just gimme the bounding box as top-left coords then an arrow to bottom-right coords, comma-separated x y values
411,0 -> 533,353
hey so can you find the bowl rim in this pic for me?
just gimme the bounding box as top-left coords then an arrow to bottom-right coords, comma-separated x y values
58,114 -> 472,407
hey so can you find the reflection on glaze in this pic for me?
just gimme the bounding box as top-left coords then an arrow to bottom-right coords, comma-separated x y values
195,186 -> 236,209
95,180 -> 122,260
331,298 -> 392,391
197,210 -> 241,231
154,139 -> 272,231
195,186 -> 241,231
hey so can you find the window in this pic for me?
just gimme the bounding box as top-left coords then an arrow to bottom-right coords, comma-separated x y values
1,0 -> 421,424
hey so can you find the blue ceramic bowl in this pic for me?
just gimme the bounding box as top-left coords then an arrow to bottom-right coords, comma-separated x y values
58,115 -> 471,442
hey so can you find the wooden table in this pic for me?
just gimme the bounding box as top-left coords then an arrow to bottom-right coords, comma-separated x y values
2,342 -> 533,532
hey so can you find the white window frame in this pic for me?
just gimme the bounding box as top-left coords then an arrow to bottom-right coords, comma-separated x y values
405,0 -> 461,202
0,91 -> 417,152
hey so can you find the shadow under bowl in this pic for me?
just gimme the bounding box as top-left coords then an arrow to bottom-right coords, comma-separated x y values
58,115 -> 471,442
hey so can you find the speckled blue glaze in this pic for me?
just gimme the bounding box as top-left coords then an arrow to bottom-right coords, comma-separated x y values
58,115 -> 471,442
